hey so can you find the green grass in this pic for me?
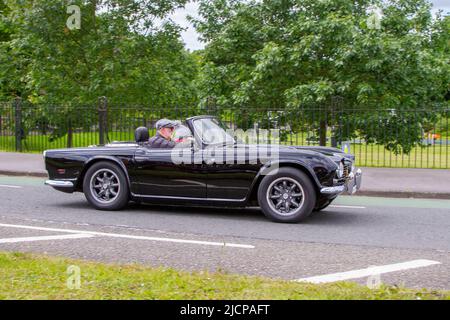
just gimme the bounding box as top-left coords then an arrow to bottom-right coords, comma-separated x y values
280,134 -> 449,168
0,130 -> 448,168
348,143 -> 449,168
0,252 -> 449,300
0,131 -> 140,152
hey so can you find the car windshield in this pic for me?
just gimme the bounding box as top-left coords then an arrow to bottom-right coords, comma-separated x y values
193,118 -> 235,145
172,125 -> 193,142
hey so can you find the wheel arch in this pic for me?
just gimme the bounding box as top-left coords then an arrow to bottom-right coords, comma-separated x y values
76,156 -> 131,192
247,161 -> 321,204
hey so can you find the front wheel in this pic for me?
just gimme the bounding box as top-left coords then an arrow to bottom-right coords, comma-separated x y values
83,161 -> 129,210
257,167 -> 316,223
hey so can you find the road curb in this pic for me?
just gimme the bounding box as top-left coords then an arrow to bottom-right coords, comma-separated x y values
357,190 -> 450,200
0,170 -> 47,178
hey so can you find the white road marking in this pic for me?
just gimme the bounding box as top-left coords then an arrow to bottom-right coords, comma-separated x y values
330,205 -> 366,209
0,184 -> 22,189
0,233 -> 93,244
295,259 -> 441,284
0,223 -> 255,249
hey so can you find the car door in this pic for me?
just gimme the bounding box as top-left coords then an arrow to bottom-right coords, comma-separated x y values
188,116 -> 261,201
203,144 -> 261,200
133,146 -> 206,198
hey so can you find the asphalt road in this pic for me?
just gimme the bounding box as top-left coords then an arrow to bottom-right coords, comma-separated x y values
0,175 -> 449,290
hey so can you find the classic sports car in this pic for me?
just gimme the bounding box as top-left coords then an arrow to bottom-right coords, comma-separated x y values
44,115 -> 362,223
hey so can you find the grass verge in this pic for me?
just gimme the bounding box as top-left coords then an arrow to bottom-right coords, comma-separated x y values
0,252 -> 449,300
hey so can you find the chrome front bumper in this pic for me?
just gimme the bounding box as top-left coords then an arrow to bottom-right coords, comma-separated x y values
320,168 -> 362,195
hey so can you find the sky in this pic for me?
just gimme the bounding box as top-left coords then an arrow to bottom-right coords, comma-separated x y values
170,0 -> 450,51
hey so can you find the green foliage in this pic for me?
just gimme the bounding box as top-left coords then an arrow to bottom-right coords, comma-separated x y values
0,0 -> 10,42
194,0 -> 450,154
1,0 -> 449,154
1,0 -> 198,104
0,0 -> 200,141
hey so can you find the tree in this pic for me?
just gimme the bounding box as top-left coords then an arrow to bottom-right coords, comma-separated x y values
193,0 -> 450,153
0,0 -> 200,146
432,14 -> 450,99
0,0 -> 9,42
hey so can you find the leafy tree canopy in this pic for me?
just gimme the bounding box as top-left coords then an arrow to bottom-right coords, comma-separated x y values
0,0 -> 199,106
193,0 -> 450,152
0,0 -> 10,42
0,0 -> 201,145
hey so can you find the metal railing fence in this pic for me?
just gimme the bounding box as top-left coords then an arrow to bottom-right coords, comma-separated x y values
0,98 -> 448,168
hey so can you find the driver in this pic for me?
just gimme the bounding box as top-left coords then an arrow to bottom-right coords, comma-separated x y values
147,119 -> 180,149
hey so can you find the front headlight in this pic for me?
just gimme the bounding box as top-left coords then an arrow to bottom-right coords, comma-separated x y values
336,161 -> 345,178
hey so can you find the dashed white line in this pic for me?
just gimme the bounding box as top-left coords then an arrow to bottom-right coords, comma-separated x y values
0,233 -> 93,244
0,184 -> 22,189
295,259 -> 441,283
330,205 -> 366,209
0,223 -> 255,249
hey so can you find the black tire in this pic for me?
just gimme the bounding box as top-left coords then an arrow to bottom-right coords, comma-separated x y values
257,167 -> 316,223
83,161 -> 129,210
314,198 -> 335,212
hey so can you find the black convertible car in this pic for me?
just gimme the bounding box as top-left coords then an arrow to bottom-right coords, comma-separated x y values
44,115 -> 362,223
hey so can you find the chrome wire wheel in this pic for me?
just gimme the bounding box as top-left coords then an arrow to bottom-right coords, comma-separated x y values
266,177 -> 305,216
89,168 -> 120,204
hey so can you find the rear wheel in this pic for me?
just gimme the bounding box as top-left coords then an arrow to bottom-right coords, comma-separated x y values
257,167 -> 316,223
83,161 -> 129,210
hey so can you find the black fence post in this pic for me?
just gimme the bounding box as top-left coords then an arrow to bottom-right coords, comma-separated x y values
98,96 -> 107,145
67,116 -> 73,148
14,97 -> 22,152
319,102 -> 327,146
330,96 -> 343,148
206,96 -> 217,115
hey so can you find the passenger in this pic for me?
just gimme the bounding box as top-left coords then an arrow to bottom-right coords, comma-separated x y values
172,125 -> 194,146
